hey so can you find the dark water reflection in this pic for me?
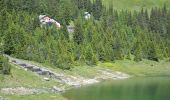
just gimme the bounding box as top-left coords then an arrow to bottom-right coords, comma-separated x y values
63,77 -> 170,100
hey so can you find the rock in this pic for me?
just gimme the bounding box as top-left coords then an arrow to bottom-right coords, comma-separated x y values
44,77 -> 50,81
40,70 -> 51,76
42,71 -> 49,75
37,70 -> 50,76
25,66 -> 33,70
32,67 -> 41,72
53,86 -> 64,92
54,76 -> 63,82
7,55 -> 130,88
44,71 -> 51,76
0,96 -> 3,100
19,63 -> 27,67
11,60 -> 16,63
83,79 -> 99,85
36,71 -> 43,75
49,73 -> 56,78
15,61 -> 21,64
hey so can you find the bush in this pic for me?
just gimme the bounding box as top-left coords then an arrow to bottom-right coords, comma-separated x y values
0,55 -> 11,75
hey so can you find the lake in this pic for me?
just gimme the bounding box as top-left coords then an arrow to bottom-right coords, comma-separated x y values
63,77 -> 170,100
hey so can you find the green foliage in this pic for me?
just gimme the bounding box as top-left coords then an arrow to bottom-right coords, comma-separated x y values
0,0 -> 170,70
73,15 -> 84,45
134,41 -> 142,62
0,55 -> 11,75
102,0 -> 170,10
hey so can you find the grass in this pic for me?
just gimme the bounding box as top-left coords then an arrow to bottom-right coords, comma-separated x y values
0,64 -> 61,88
99,59 -> 170,76
0,64 -> 67,100
0,93 -> 67,100
16,58 -> 99,79
102,0 -> 170,10
0,59 -> 100,100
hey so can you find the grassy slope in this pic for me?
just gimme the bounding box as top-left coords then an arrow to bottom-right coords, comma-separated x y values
0,64 -> 66,100
0,93 -> 67,100
0,64 -> 60,88
0,59 -> 102,100
17,59 -> 99,78
103,0 -> 170,10
99,59 -> 170,76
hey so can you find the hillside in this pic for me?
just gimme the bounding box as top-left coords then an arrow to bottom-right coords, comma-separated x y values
103,0 -> 170,10
0,0 -> 170,74
0,0 -> 170,73
0,0 -> 170,99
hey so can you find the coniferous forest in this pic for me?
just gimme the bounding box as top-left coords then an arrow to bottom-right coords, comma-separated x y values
0,0 -> 170,73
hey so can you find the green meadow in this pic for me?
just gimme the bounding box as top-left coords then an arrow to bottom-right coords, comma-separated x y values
103,0 -> 170,10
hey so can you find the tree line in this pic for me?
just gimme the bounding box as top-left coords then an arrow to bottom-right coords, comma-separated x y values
0,0 -> 170,72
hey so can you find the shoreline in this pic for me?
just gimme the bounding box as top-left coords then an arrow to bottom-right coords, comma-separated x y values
0,55 -> 130,95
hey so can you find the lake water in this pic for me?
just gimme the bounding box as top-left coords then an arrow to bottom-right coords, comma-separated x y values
63,77 -> 170,100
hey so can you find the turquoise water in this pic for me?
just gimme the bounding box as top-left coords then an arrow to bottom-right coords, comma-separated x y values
63,77 -> 170,100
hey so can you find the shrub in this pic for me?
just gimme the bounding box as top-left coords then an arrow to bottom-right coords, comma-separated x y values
0,55 -> 11,75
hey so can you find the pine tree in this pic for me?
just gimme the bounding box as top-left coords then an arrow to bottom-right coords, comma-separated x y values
92,0 -> 103,20
73,15 -> 84,45
134,40 -> 142,62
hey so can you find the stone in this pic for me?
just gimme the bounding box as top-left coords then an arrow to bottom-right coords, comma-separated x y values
53,86 -> 64,92
32,67 -> 41,72
44,77 -> 50,81
54,76 -> 63,81
49,73 -> 56,78
11,60 -> 16,63
36,71 -> 43,75
19,63 -> 27,67
0,96 -> 3,100
39,70 -> 49,76
25,66 -> 33,70
42,71 -> 49,75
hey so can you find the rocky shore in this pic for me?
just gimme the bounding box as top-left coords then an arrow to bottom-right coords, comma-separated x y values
1,55 -> 130,95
